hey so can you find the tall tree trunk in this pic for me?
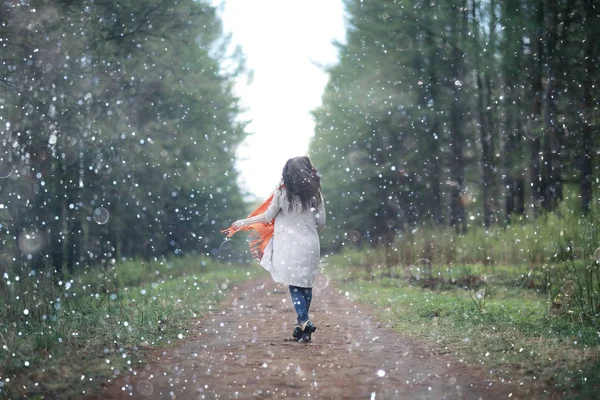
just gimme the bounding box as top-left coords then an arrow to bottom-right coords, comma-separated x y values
50,157 -> 64,276
30,121 -> 52,271
542,0 -> 563,211
428,99 -> 443,225
424,0 -> 443,224
580,0 -> 595,214
109,195 -> 120,262
66,161 -> 83,274
529,0 -> 545,214
515,177 -> 525,214
501,0 -> 526,223
478,73 -> 494,227
483,0 -> 497,223
449,2 -> 467,234
471,0 -> 497,227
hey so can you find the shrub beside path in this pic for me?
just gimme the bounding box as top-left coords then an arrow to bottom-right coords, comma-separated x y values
91,276 -> 552,399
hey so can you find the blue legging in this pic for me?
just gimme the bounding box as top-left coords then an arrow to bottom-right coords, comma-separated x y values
289,285 -> 312,326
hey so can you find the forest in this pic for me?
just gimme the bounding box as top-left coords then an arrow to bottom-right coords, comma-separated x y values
308,2 -> 600,395
1,0 -> 600,398
0,0 -> 248,273
311,0 -> 599,248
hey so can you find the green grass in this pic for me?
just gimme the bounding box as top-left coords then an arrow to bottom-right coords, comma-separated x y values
336,197 -> 600,268
0,256 -> 263,399
335,199 -> 600,329
323,253 -> 600,399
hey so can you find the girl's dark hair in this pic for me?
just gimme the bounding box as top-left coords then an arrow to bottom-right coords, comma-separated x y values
281,156 -> 322,212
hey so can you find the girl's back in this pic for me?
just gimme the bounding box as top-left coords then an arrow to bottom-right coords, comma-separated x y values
266,187 -> 325,288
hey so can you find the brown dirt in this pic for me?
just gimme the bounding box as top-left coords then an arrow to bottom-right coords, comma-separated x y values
90,276 -> 557,399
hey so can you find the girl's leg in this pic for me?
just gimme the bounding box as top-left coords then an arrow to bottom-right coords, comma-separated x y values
301,287 -> 316,335
302,287 -> 313,314
289,286 -> 316,342
289,285 -> 309,326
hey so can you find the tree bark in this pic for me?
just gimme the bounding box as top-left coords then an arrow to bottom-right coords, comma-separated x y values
424,0 -> 443,224
500,0 -> 527,223
449,2 -> 467,234
580,0 -> 595,214
542,0 -> 563,211
529,0 -> 545,214
50,157 -> 65,276
472,0 -> 497,227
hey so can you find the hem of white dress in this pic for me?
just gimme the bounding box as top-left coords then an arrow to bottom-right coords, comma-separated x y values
269,274 -> 313,289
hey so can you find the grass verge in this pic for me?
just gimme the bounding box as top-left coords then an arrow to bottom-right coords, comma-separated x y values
0,256 -> 262,399
323,254 -> 600,399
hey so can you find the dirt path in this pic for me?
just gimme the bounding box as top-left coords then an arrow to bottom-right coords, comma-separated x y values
93,275 -> 552,399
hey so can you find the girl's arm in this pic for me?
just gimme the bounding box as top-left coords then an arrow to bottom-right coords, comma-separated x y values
231,189 -> 282,229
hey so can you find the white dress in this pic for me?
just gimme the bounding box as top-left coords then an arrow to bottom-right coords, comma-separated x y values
237,188 -> 326,288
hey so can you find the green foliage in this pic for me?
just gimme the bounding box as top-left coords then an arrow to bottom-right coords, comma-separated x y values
310,0 -> 600,246
0,256 -> 259,398
324,260 -> 600,397
323,202 -> 600,395
542,203 -> 600,325
332,197 -> 597,265
330,200 -> 600,326
0,0 -> 249,274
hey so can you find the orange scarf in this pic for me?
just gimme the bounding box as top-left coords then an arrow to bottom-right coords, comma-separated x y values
222,189 -> 279,261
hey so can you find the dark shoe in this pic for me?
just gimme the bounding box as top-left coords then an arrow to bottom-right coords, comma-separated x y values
304,321 -> 316,335
298,321 -> 316,343
292,326 -> 303,341
298,332 -> 312,343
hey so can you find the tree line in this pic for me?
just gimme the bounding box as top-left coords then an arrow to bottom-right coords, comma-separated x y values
310,0 -> 599,248
0,0 -> 247,274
